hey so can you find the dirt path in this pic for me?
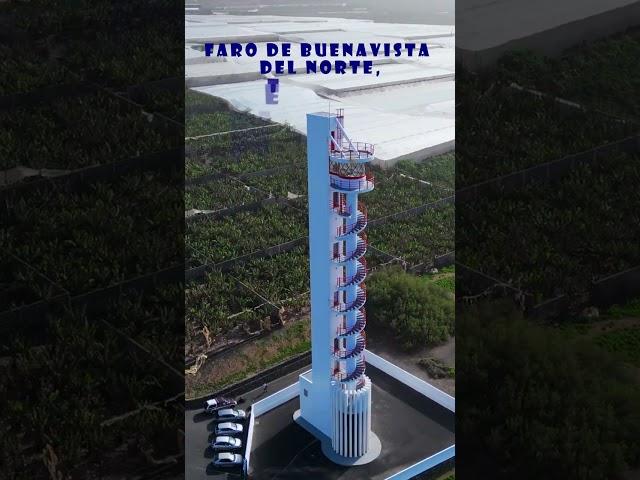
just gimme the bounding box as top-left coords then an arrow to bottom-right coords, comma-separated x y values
367,332 -> 455,396
582,316 -> 640,339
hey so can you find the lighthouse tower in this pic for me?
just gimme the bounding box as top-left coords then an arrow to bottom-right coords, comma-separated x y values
295,110 -> 381,464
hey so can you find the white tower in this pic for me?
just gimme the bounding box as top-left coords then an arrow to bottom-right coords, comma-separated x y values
295,110 -> 381,465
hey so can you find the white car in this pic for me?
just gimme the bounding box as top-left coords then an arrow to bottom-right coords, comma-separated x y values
211,436 -> 242,451
212,452 -> 243,467
215,422 -> 243,436
204,397 -> 237,414
215,408 -> 246,422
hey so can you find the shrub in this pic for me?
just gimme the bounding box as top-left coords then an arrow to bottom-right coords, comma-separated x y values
456,301 -> 640,480
417,357 -> 455,378
366,267 -> 454,349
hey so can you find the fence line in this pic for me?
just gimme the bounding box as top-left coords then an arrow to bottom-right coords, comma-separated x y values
408,251 -> 456,273
184,162 -> 305,188
509,82 -> 638,126
1,264 -> 184,329
236,161 -> 306,179
185,237 -> 308,281
369,195 -> 454,227
100,84 -> 183,129
457,134 -> 640,202
185,123 -> 281,140
456,262 -> 527,304
185,351 -> 311,405
184,170 -> 227,187
0,82 -> 98,110
186,197 -> 278,223
1,147 -> 182,199
397,171 -> 454,194
99,318 -> 183,384
591,265 -> 640,309
101,391 -> 183,427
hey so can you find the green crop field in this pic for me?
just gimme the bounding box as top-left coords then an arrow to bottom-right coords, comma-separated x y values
595,327 -> 640,366
183,88 -> 456,398
458,152 -> 640,302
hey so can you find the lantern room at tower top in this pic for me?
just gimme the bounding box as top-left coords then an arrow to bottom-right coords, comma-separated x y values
294,109 -> 381,465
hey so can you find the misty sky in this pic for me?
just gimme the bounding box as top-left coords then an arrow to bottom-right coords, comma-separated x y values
201,0 -> 455,25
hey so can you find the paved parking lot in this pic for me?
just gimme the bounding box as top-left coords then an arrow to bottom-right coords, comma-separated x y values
185,367 -> 310,480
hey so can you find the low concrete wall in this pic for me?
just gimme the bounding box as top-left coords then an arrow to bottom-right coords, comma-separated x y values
386,445 -> 456,480
365,350 -> 455,413
246,380 -> 301,475
252,381 -> 300,417
244,412 -> 256,475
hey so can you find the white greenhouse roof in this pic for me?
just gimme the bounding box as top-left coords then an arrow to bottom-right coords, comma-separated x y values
457,0 -> 639,67
194,80 -> 454,163
186,14 -> 455,164
285,63 -> 453,95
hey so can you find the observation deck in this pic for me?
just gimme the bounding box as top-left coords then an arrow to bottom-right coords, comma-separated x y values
330,172 -> 375,193
329,141 -> 375,164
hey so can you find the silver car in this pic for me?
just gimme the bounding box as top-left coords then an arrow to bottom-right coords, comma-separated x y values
215,408 -> 246,422
212,452 -> 243,467
211,436 -> 242,451
215,422 -> 243,436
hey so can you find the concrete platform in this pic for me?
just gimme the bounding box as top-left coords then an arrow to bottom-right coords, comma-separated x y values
249,366 -> 454,479
293,410 -> 383,466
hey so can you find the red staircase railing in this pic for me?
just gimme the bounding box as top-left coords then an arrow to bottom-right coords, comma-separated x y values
336,265 -> 365,287
336,207 -> 368,237
330,236 -> 367,262
332,335 -> 365,359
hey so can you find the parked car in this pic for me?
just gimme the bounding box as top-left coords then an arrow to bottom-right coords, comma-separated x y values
204,397 -> 237,414
215,408 -> 246,422
211,436 -> 242,451
212,452 -> 243,468
215,422 -> 243,436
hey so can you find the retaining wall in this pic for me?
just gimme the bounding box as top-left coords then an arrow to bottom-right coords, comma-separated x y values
386,446 -> 456,480
365,350 -> 455,413
185,351 -> 311,407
